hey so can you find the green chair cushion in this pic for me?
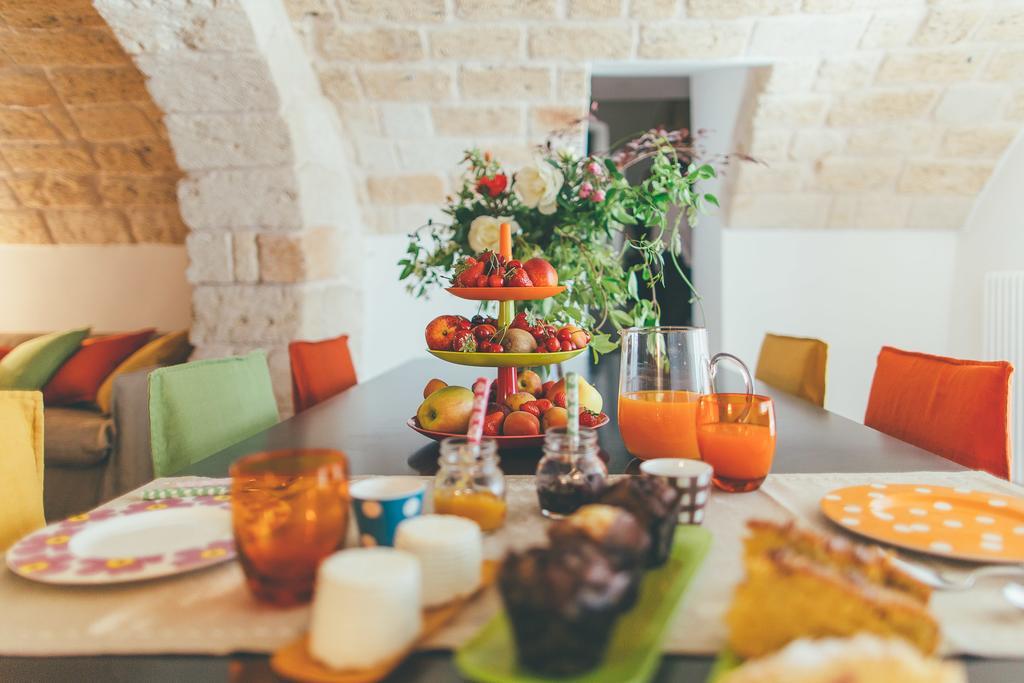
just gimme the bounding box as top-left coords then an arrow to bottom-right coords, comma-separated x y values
148,351 -> 280,477
0,328 -> 90,390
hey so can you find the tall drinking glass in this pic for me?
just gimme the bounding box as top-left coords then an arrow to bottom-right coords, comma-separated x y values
231,449 -> 349,606
697,393 -> 776,492
618,327 -> 752,460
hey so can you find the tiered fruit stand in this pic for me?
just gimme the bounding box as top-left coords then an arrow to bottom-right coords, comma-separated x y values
408,224 -> 607,448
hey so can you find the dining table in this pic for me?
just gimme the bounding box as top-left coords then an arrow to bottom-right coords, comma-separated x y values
2,355 -> 1021,682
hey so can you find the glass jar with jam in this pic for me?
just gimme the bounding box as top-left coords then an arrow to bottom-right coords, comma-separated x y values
433,437 -> 507,532
535,427 -> 607,518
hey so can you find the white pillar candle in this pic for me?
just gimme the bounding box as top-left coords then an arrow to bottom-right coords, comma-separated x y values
309,548 -> 422,671
395,514 -> 482,608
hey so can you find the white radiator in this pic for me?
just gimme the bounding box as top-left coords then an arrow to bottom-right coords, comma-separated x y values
983,271 -> 1024,483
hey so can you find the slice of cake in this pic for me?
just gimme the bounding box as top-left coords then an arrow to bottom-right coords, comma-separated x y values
744,519 -> 931,602
726,520 -> 940,659
718,635 -> 965,683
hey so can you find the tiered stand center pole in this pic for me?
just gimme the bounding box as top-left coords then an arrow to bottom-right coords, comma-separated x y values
496,223 -> 517,405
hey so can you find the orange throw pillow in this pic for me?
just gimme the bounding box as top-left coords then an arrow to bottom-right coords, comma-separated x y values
864,346 -> 1014,479
43,329 -> 155,406
289,334 -> 358,413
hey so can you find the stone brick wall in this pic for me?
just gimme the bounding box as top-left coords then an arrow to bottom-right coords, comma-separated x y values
286,0 -> 1024,231
94,0 -> 365,414
0,1 -> 186,244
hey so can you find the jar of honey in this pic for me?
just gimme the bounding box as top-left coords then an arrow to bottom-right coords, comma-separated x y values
433,437 -> 507,532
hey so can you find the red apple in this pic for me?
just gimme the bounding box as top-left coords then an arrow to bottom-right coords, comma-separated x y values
503,411 -> 541,436
425,315 -> 464,351
523,257 -> 558,287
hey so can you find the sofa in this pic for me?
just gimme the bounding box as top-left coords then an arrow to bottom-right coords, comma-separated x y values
0,333 -> 181,521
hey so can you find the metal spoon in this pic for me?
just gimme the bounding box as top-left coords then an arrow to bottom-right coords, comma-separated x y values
890,557 -> 1024,591
1003,583 -> 1024,609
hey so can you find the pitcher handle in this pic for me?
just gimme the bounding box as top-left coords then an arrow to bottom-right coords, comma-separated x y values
710,352 -> 753,396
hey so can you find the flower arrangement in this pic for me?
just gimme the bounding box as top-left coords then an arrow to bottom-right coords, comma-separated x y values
398,127 -> 732,357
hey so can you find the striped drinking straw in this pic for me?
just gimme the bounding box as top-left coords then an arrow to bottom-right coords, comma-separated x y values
566,371 -> 580,451
466,376 -> 493,446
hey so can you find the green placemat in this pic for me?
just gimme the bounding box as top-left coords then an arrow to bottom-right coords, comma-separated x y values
455,525 -> 712,683
705,648 -> 741,682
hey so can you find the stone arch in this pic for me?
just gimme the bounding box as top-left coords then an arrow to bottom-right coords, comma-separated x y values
93,0 -> 365,413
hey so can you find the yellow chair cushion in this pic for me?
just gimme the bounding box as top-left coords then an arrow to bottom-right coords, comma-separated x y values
755,333 -> 828,407
95,330 -> 192,414
0,391 -> 45,551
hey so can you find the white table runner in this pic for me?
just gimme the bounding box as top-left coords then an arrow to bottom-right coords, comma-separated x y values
1,471 -> 1021,659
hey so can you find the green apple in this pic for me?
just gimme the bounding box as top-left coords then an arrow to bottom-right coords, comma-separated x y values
417,385 -> 474,434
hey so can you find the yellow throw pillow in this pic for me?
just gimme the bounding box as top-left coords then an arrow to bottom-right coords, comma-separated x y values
96,330 -> 192,414
0,391 -> 45,551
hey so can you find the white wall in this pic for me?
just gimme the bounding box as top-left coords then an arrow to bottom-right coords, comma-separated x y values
0,245 -> 191,333
950,131 -> 1024,360
720,229 -> 957,421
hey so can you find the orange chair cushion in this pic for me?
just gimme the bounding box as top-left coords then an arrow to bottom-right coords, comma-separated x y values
864,346 -> 1014,479
43,329 -> 155,406
756,333 -> 828,407
289,334 -> 357,413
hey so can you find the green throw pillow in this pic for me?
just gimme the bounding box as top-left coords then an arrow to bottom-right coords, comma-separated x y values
0,328 -> 90,390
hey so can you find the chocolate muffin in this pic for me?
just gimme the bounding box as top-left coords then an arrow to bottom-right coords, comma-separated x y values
548,504 -> 650,574
499,542 -> 636,676
597,476 -> 682,567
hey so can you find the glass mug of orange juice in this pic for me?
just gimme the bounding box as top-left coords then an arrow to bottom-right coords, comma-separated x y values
618,327 -> 752,461
697,394 -> 776,492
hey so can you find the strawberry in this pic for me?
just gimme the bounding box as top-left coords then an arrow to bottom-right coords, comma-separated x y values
475,273 -> 490,288
454,258 -> 485,287
552,390 -> 567,408
483,411 -> 504,436
533,398 -> 553,413
450,330 -> 477,352
579,409 -> 604,428
541,380 -> 555,397
511,312 -> 531,331
520,401 -> 541,417
505,267 -> 533,288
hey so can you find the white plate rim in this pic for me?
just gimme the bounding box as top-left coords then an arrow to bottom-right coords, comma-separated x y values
6,496 -> 235,585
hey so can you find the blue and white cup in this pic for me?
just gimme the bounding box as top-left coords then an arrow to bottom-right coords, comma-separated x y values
350,477 -> 427,547
640,459 -> 714,525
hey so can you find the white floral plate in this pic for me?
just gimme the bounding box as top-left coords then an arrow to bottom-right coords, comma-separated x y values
6,495 -> 235,585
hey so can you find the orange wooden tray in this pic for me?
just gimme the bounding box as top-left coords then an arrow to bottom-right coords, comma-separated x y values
272,560 -> 499,683
445,285 -> 565,301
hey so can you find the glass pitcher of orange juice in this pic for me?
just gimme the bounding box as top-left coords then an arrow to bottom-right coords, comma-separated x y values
618,327 -> 752,460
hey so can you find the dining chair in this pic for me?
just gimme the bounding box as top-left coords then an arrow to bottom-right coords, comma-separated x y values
0,391 -> 46,550
755,333 -> 828,407
148,351 -> 280,477
288,333 -> 358,413
864,346 -> 1014,479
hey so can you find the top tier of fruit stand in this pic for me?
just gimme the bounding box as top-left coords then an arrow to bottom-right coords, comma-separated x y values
428,224 -> 587,371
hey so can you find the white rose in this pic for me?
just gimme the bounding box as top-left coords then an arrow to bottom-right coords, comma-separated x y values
468,215 -> 520,254
514,161 -> 564,215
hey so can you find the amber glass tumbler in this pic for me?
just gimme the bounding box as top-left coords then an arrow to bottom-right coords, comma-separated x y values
696,394 -> 776,493
230,449 -> 349,605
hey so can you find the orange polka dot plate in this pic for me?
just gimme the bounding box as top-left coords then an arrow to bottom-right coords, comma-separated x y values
6,496 -> 234,585
821,484 -> 1024,563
